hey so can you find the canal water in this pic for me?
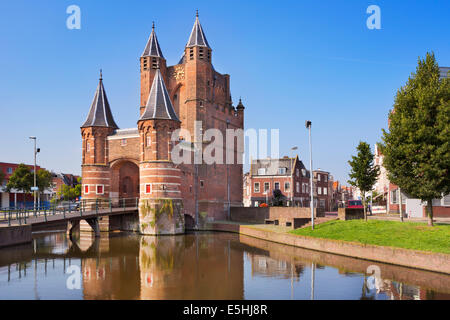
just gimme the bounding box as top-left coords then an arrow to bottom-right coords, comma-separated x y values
0,231 -> 448,300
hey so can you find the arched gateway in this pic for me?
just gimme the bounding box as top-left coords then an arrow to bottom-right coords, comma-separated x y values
80,13 -> 245,235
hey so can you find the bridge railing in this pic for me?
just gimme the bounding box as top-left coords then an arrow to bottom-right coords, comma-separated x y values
0,197 -> 139,226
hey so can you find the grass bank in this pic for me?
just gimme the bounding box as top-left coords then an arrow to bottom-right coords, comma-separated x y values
290,220 -> 450,254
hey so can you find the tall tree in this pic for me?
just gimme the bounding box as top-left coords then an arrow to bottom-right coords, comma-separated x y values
36,169 -> 53,202
348,141 -> 379,221
5,164 -> 33,206
381,52 -> 450,226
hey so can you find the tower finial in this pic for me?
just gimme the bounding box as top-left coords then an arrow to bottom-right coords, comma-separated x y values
152,21 -> 155,30
99,69 -> 103,80
196,9 -> 198,18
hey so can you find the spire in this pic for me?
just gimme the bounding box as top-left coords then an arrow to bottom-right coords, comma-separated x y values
142,22 -> 164,58
186,11 -> 210,48
236,97 -> 245,110
82,71 -> 119,129
140,68 -> 180,122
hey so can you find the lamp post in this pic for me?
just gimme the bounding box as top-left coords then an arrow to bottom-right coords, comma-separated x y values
305,121 -> 314,230
29,136 -> 38,212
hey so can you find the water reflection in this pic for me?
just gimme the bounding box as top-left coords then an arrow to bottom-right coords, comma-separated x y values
0,231 -> 448,300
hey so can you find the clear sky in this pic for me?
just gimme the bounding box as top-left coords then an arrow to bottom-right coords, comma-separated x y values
0,0 -> 449,183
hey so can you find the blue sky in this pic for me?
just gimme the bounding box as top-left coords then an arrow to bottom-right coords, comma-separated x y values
0,0 -> 449,183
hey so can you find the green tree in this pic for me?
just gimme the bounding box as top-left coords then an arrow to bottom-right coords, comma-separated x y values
381,52 -> 450,226
57,177 -> 81,201
5,164 -> 33,206
348,142 -> 380,221
0,171 -> 5,186
36,168 -> 53,204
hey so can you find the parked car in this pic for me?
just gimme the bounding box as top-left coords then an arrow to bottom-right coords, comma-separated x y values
56,201 -> 79,210
347,200 -> 363,209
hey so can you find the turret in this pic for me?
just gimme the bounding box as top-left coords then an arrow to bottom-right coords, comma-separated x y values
140,22 -> 167,116
81,70 -> 118,203
137,67 -> 184,235
184,10 -> 212,63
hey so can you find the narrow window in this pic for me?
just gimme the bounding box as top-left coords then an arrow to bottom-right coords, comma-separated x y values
284,182 -> 290,191
84,185 -> 89,194
145,184 -> 152,194
296,182 -> 300,193
86,142 -> 90,152
200,180 -> 204,188
264,182 -> 270,192
254,182 -> 260,193
96,185 -> 104,195
121,139 -> 127,146
274,182 -> 280,190
146,135 -> 151,147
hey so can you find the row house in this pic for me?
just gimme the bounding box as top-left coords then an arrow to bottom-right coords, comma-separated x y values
51,173 -> 81,199
312,169 -> 332,212
245,156 -> 311,207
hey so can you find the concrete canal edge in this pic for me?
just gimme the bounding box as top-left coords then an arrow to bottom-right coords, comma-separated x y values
204,222 -> 450,275
0,225 -> 32,248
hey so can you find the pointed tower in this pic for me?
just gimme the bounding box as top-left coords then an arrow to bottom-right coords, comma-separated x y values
137,67 -> 184,235
140,22 -> 167,116
81,70 -> 118,204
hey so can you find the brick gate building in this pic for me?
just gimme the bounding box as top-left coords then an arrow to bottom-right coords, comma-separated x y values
80,14 -> 244,229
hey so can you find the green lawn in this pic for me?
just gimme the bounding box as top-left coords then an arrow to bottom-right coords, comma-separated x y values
290,220 -> 450,254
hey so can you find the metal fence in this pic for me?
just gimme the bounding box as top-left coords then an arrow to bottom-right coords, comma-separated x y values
0,197 -> 139,227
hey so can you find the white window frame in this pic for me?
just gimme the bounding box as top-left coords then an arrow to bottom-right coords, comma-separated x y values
146,135 -> 152,147
284,182 -> 290,192
324,187 -> 327,195
278,168 -> 286,175
296,182 -> 300,193
86,143 -> 90,152
264,182 -> 270,192
84,184 -> 90,195
7,167 -> 13,174
318,187 -> 322,195
200,180 -> 205,188
254,182 -> 260,193
258,168 -> 266,175
145,183 -> 152,194
96,184 -> 104,195
274,182 -> 280,190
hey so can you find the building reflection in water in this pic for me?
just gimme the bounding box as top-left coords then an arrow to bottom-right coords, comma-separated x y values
0,231 -> 449,300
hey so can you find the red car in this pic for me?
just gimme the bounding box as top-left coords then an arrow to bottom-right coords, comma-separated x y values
347,200 -> 363,209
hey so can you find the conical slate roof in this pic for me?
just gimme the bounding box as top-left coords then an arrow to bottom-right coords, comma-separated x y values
142,23 -> 164,58
186,12 -> 210,48
81,71 -> 118,129
140,68 -> 180,122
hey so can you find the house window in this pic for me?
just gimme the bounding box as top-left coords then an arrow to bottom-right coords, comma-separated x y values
190,48 -> 194,60
264,182 -> 270,192
278,168 -> 286,175
145,184 -> 152,194
258,168 -> 266,175
324,175 -> 328,182
318,174 -> 321,182
319,199 -> 325,208
284,182 -> 290,191
296,182 -> 300,193
302,183 -> 306,193
442,194 -> 450,206
96,185 -> 104,195
274,182 -> 280,190
7,167 -> 13,174
318,187 -> 322,195
324,187 -> 327,195
146,135 -> 152,147
86,143 -> 90,152
84,185 -> 89,194
200,180 -> 204,188
391,190 -> 398,204
302,169 -> 306,176
121,139 -> 127,146
254,182 -> 260,193
296,169 -> 299,177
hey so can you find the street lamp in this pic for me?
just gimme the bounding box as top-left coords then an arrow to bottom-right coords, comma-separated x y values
305,121 -> 314,230
29,136 -> 40,212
